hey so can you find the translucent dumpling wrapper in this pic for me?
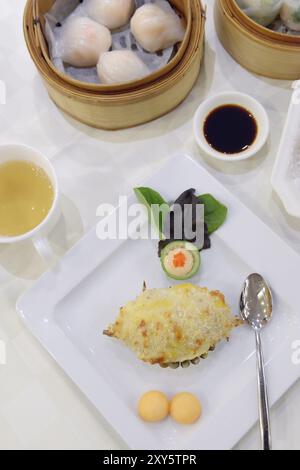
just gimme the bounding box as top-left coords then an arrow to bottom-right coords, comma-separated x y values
130,0 -> 185,53
280,0 -> 300,31
61,16 -> 112,67
44,0 -> 181,84
97,50 -> 149,84
85,0 -> 135,30
104,284 -> 242,366
236,0 -> 283,26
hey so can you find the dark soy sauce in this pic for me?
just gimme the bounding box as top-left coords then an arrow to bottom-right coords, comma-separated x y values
204,105 -> 258,155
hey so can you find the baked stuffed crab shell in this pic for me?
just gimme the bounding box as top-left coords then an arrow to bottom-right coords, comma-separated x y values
103,284 -> 242,368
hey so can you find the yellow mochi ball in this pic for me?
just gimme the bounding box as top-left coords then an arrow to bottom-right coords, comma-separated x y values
138,391 -> 169,423
170,392 -> 202,425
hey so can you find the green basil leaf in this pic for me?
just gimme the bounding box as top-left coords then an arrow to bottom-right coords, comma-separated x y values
134,187 -> 170,238
198,194 -> 228,234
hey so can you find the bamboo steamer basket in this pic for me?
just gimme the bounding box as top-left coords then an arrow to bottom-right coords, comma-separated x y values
215,0 -> 300,80
30,0 -> 193,93
24,0 -> 205,129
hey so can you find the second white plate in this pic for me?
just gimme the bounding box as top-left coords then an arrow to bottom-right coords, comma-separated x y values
272,82 -> 300,218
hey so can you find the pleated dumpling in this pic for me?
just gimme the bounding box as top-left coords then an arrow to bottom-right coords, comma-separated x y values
97,50 -> 149,84
236,0 -> 283,26
130,0 -> 185,53
85,0 -> 135,30
280,0 -> 300,31
61,16 -> 112,67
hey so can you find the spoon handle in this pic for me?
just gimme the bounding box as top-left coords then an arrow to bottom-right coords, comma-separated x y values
255,330 -> 272,450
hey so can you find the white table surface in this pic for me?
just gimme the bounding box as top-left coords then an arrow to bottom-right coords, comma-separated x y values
0,0 -> 300,451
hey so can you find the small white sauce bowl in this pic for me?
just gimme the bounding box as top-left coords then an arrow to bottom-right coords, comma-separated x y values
193,92 -> 270,162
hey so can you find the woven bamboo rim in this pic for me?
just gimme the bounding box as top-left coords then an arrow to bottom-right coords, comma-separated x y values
225,0 -> 300,48
24,0 -> 205,103
29,0 -> 194,93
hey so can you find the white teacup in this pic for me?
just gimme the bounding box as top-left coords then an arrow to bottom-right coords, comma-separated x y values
0,144 -> 60,263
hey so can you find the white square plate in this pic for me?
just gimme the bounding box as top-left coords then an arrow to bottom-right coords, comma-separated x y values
17,154 -> 300,450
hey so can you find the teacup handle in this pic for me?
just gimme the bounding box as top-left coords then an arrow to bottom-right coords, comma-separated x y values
33,237 -> 57,266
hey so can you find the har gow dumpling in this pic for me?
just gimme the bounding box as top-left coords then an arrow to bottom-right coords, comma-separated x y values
130,0 -> 185,53
280,0 -> 300,31
85,0 -> 134,30
97,50 -> 149,84
236,0 -> 283,26
61,16 -> 112,67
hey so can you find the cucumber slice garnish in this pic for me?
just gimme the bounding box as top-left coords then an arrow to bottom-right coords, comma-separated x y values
160,241 -> 201,281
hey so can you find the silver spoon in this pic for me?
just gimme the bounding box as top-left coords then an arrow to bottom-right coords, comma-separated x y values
240,273 -> 273,451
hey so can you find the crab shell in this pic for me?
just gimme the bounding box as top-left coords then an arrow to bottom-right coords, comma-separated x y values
104,284 -> 242,367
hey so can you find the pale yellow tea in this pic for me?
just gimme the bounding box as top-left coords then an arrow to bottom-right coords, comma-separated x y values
0,160 -> 54,237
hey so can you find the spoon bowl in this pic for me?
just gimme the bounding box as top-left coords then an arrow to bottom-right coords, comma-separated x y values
240,273 -> 273,331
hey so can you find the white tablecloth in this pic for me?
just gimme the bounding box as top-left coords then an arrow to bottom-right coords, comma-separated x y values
0,0 -> 300,450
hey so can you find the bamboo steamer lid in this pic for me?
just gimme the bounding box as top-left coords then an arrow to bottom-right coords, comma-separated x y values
215,0 -> 300,80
